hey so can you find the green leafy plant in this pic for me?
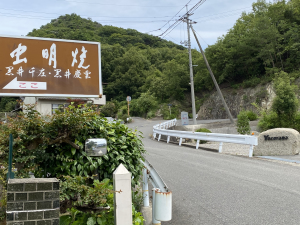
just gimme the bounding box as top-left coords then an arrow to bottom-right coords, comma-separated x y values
195,128 -> 212,144
100,102 -> 117,117
0,161 -> 7,222
246,111 -> 258,121
237,110 -> 251,135
259,71 -> 299,131
0,103 -> 145,185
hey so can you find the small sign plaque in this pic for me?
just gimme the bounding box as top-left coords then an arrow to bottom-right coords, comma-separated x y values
181,111 -> 189,126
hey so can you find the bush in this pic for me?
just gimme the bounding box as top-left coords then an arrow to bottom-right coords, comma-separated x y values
258,111 -> 278,131
237,110 -> 250,134
242,77 -> 261,88
0,104 -> 145,185
161,103 -> 179,120
136,91 -> 158,118
146,110 -> 156,119
100,102 -> 117,117
195,128 -> 212,144
246,110 -> 258,121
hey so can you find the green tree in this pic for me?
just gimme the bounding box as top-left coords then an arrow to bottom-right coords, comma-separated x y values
271,71 -> 299,126
132,91 -> 158,118
258,71 -> 299,131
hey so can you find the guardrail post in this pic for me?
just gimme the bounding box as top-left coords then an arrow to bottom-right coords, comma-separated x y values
143,168 -> 149,207
113,164 -> 132,225
179,138 -> 182,146
219,142 -> 223,153
152,188 -> 161,225
249,145 -> 254,157
196,140 -> 200,149
153,133 -> 156,139
167,136 -> 170,143
158,134 -> 161,142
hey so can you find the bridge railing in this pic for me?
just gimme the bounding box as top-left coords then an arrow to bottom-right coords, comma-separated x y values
152,119 -> 258,157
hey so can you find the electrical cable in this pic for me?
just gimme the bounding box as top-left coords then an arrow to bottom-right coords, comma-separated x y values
0,7 -> 177,19
46,0 -> 186,7
159,0 -> 207,38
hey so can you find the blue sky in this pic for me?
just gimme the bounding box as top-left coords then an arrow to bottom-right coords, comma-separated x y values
0,0 -> 258,49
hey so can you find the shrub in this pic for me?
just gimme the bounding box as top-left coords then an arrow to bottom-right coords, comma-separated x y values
242,77 -> 261,88
161,103 -> 179,120
146,110 -> 156,119
237,110 -> 250,134
0,104 -> 145,185
100,102 -> 117,117
195,128 -> 212,144
136,91 -> 158,118
246,111 -> 258,121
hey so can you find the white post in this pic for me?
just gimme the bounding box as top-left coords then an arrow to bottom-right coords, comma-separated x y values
196,140 -> 200,149
152,188 -> 161,225
219,142 -> 223,153
179,138 -> 182,146
158,134 -> 161,142
113,164 -> 132,225
167,136 -> 170,143
143,168 -> 149,207
153,133 -> 156,139
249,145 -> 254,157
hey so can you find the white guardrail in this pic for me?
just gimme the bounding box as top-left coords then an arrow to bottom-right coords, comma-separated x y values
141,159 -> 172,224
153,119 -> 258,157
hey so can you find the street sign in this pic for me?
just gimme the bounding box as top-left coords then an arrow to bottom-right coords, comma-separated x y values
127,96 -> 131,101
181,111 -> 189,126
0,35 -> 102,97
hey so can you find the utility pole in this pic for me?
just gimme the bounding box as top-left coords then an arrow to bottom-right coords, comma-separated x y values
184,5 -> 197,125
190,25 -> 235,124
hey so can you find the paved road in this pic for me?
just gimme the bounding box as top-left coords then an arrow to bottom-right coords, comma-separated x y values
128,117 -> 300,225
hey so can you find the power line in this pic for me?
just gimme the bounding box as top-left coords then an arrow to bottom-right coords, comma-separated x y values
159,0 -> 207,38
193,6 -> 252,20
0,7 -> 176,19
156,0 -> 192,32
50,0 -> 186,7
0,12 -> 176,23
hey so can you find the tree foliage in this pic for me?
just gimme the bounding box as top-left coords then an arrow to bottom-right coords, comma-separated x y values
203,0 -> 300,87
259,71 -> 299,131
27,13 -> 197,102
0,104 -> 145,185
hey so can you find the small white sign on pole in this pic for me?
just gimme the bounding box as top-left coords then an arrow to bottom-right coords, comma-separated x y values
181,111 -> 189,126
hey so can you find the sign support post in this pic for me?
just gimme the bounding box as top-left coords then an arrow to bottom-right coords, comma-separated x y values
126,96 -> 131,116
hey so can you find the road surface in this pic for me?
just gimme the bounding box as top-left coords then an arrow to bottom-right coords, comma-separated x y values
128,117 -> 300,225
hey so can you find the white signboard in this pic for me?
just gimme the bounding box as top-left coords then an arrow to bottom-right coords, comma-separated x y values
181,111 -> 189,126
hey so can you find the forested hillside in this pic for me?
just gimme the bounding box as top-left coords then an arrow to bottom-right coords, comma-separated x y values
3,0 -> 300,117
202,0 -> 300,88
27,13 -> 195,102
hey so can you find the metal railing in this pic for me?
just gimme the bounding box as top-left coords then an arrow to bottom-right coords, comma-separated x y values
152,119 -> 258,157
141,159 -> 172,224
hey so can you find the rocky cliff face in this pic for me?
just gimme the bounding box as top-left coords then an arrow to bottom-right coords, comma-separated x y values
197,83 -> 276,119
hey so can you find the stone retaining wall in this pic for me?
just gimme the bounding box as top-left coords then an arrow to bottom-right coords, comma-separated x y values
6,178 -> 59,225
